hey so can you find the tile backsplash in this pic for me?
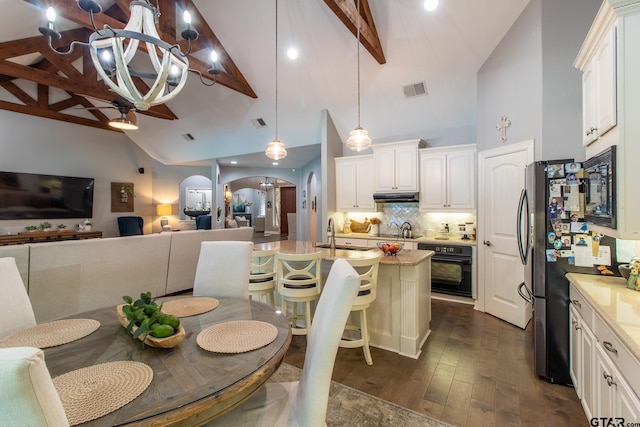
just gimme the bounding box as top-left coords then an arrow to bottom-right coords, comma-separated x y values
340,203 -> 476,239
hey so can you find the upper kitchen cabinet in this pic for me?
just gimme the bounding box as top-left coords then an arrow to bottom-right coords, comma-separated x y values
335,155 -> 376,211
419,144 -> 476,212
574,0 -> 640,239
373,140 -> 425,193
577,24 -> 616,147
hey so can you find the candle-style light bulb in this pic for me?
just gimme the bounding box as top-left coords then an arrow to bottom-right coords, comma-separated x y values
183,10 -> 192,25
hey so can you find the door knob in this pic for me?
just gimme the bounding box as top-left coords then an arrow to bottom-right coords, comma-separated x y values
483,240 -> 493,246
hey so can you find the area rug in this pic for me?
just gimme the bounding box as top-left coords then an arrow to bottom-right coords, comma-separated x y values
270,363 -> 452,427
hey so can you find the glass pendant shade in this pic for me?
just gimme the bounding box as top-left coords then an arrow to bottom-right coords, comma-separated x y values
265,139 -> 287,160
346,0 -> 371,152
108,115 -> 138,130
346,126 -> 372,151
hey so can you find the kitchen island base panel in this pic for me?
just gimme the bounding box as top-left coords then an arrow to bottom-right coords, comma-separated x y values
367,260 -> 431,359
253,240 -> 433,359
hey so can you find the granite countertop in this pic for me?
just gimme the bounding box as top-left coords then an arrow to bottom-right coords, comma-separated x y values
254,240 -> 433,266
566,273 -> 640,363
334,232 -> 477,246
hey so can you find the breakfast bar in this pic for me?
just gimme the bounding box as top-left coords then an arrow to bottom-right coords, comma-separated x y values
254,241 -> 434,359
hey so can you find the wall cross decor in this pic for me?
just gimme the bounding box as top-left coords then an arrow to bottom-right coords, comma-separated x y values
496,115 -> 511,143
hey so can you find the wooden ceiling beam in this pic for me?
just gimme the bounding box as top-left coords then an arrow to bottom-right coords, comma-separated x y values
323,0 -> 386,65
0,99 -> 122,132
37,84 -> 48,109
0,81 -> 36,106
13,0 -> 256,130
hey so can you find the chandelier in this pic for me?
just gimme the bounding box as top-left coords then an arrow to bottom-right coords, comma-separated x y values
38,0 -> 220,111
259,177 -> 274,190
345,0 -> 372,151
265,0 -> 287,160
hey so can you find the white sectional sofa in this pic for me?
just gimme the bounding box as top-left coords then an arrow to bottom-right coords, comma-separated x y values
0,228 -> 253,322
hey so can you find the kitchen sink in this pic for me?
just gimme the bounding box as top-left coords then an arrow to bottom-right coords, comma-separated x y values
314,243 -> 371,251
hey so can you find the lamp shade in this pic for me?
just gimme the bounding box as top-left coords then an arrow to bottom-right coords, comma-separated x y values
156,204 -> 172,216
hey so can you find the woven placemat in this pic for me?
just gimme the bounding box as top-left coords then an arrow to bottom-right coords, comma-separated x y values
3,319 -> 100,349
197,320 -> 278,353
53,361 -> 153,426
161,297 -> 219,317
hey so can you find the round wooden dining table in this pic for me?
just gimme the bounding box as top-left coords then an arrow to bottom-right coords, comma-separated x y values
42,297 -> 292,426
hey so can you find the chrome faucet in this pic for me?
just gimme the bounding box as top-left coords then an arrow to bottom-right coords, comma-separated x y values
327,217 -> 336,250
390,222 -> 401,239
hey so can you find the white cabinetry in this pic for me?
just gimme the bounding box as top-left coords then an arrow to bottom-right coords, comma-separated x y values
569,283 -> 640,421
579,25 -> 617,146
574,1 -> 640,238
335,155 -> 375,211
570,285 -> 596,419
373,140 -> 424,193
419,145 -> 475,212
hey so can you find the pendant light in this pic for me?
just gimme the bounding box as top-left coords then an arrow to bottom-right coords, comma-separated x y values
345,0 -> 372,151
265,0 -> 288,160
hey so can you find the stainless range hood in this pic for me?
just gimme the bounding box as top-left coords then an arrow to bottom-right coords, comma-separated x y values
373,192 -> 419,203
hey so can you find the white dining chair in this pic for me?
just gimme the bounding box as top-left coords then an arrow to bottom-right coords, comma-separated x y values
340,255 -> 381,365
0,346 -> 70,426
249,248 -> 277,306
205,258 -> 361,427
193,241 -> 254,299
0,257 -> 36,340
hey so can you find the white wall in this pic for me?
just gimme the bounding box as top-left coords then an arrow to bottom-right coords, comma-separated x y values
476,0 -> 601,160
0,111 -> 153,237
0,110 -> 216,236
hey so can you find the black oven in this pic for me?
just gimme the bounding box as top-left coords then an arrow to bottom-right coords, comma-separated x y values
417,243 -> 472,298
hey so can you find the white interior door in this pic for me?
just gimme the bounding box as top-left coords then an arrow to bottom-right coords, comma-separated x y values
478,140 -> 534,329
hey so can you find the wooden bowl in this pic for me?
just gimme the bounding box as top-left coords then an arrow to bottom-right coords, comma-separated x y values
116,305 -> 185,348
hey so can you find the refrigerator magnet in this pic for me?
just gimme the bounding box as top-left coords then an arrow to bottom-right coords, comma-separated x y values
565,162 -> 581,173
546,249 -> 558,262
547,232 -> 556,244
553,239 -> 563,250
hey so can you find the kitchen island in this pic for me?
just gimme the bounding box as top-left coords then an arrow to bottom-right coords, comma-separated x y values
254,241 -> 434,359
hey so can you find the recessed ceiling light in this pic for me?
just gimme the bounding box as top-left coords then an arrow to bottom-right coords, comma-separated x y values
272,162 -> 279,166
424,0 -> 438,12
230,160 -> 237,164
287,47 -> 298,60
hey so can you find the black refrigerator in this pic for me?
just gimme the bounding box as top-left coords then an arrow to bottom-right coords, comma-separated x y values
517,160 -> 618,385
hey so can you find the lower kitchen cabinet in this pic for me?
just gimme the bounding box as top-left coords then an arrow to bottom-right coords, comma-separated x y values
570,289 -> 596,419
569,282 -> 640,422
595,345 -> 640,421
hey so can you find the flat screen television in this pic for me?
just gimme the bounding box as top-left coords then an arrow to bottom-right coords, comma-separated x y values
0,171 -> 94,220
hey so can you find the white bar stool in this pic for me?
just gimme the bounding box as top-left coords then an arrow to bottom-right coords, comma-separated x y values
339,255 -> 381,365
275,251 -> 322,336
249,249 -> 277,306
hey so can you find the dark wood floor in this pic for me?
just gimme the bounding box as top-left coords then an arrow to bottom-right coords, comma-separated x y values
284,298 -> 588,427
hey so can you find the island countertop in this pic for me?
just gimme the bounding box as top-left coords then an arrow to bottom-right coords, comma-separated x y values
253,240 -> 433,266
333,232 -> 477,246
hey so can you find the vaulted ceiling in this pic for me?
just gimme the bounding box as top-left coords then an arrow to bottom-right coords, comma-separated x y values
0,0 -> 531,168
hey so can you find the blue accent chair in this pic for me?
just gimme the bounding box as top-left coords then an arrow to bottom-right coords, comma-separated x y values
117,216 -> 143,236
196,215 -> 212,230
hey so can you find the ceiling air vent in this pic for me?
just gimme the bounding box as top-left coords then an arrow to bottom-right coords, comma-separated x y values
251,118 -> 268,128
403,81 -> 427,98
182,133 -> 195,142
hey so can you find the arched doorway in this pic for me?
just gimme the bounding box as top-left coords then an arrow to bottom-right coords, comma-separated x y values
179,175 -> 212,221
225,176 -> 295,238
307,172 -> 318,242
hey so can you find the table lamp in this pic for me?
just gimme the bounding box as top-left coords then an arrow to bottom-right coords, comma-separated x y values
157,204 -> 172,231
